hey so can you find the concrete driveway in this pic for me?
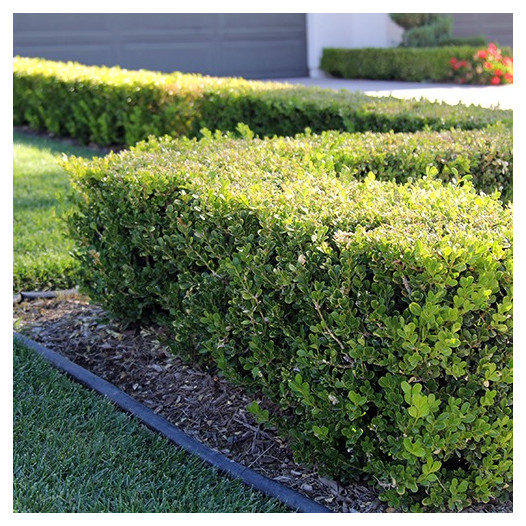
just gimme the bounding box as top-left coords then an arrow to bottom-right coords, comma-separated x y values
268,77 -> 514,110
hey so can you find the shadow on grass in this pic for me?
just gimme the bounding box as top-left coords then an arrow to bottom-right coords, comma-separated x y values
13,129 -> 103,159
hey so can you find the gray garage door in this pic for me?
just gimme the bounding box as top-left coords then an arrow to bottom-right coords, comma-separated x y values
13,13 -> 308,79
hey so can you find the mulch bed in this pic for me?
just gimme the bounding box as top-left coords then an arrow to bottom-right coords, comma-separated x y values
13,294 -> 512,513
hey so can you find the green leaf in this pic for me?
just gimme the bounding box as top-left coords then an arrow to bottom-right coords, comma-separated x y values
403,437 -> 426,457
409,302 -> 421,315
312,425 -> 329,440
423,458 -> 441,476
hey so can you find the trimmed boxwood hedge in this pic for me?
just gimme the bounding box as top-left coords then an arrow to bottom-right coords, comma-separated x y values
64,134 -> 513,511
272,125 -> 512,202
14,56 -> 512,147
320,46 -> 513,82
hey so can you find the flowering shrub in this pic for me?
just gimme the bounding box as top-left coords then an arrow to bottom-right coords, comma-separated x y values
450,43 -> 513,85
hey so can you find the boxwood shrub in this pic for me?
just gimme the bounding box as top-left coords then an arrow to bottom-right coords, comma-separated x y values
64,134 -> 513,511
14,56 -> 512,147
321,46 -> 513,82
280,125 -> 513,202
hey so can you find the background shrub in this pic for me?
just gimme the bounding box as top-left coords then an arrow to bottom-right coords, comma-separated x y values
14,56 -> 512,147
64,134 -> 513,511
321,46 -> 513,82
399,15 -> 453,48
389,14 -> 490,49
389,13 -> 441,30
401,17 -> 452,48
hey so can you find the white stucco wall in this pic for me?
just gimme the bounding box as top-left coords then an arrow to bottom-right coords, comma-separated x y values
306,13 -> 404,77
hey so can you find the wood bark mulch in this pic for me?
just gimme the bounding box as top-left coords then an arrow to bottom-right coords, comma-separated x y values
13,294 -> 512,513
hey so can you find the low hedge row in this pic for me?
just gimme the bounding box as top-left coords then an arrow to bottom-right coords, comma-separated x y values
14,56 -> 512,147
320,46 -> 513,82
65,134 -> 513,511
270,125 -> 513,202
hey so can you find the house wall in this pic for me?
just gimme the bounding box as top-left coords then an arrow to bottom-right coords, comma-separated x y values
450,13 -> 513,48
306,13 -> 403,77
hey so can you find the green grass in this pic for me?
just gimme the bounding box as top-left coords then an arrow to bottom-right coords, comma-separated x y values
13,338 -> 289,513
13,131 -> 99,293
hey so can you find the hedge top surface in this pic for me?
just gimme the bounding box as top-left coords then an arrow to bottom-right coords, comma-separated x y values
15,56 -> 513,146
13,55 -> 288,93
68,132 -> 512,248
322,45 -> 513,58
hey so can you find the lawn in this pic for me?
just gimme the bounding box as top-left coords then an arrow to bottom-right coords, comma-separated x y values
13,131 -> 99,293
13,338 -> 288,513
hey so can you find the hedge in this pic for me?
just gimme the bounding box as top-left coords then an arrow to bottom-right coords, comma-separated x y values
279,125 -> 513,202
14,56 -> 512,147
64,134 -> 513,511
320,46 -> 513,82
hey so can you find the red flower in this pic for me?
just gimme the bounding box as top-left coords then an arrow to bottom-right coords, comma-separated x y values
450,45 -> 511,85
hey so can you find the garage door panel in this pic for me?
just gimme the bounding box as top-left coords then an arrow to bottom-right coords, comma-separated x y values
120,43 -> 214,75
14,44 -> 114,68
15,31 -> 112,48
118,30 -> 215,45
14,13 -> 110,32
220,13 -> 305,29
111,13 -> 215,31
219,41 -> 306,75
220,27 -> 306,41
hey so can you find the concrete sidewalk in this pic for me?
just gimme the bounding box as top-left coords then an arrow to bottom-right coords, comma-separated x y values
268,77 -> 514,110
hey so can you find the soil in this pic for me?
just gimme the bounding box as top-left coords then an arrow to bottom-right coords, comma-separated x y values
13,294 -> 512,513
